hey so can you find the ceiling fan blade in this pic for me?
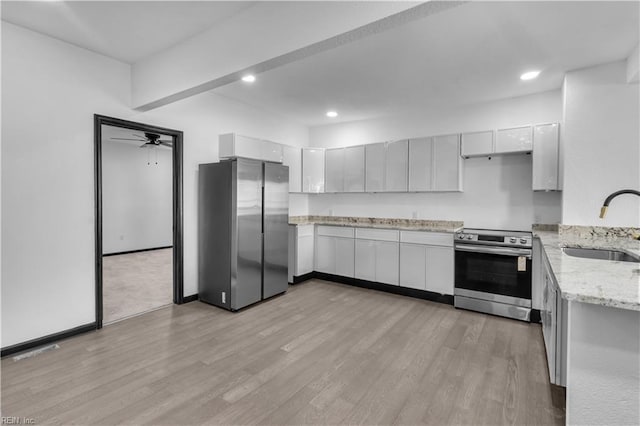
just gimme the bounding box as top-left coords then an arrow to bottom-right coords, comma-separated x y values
159,141 -> 173,148
112,137 -> 145,141
139,142 -> 150,148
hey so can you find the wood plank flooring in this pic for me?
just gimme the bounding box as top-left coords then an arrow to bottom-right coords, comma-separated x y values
1,280 -> 565,425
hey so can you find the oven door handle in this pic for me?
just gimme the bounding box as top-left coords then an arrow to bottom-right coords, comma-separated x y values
455,244 -> 532,258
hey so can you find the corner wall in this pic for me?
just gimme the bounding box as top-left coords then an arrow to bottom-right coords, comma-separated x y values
308,91 -> 563,230
1,22 -> 309,348
562,60 -> 640,227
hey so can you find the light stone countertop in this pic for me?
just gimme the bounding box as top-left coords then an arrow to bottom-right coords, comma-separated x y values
288,215 -> 463,233
535,227 -> 640,311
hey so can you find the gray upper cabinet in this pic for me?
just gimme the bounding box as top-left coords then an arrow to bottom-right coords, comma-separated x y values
408,134 -> 462,192
433,134 -> 462,191
384,140 -> 408,192
344,146 -> 365,192
282,145 -> 302,193
495,126 -> 533,154
365,143 -> 385,192
408,137 -> 433,192
532,123 -> 560,191
302,148 -> 325,193
461,130 -> 494,158
324,146 -> 365,193
324,148 -> 344,193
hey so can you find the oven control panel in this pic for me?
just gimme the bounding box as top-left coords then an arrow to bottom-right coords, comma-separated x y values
455,229 -> 532,248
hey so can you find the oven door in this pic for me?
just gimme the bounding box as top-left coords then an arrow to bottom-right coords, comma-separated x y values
455,244 -> 532,304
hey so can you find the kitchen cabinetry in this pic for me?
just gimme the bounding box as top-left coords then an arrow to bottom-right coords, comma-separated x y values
344,146 -> 365,192
315,226 -> 354,277
433,134 -> 462,191
324,148 -> 344,193
365,143 -> 385,192
354,228 -> 399,285
219,133 -> 283,163
541,248 -> 567,386
399,231 -> 454,295
532,123 -> 560,191
282,145 -> 302,193
408,137 -> 432,191
302,148 -> 325,193
324,146 -> 365,193
288,224 -> 314,282
461,130 -> 494,158
495,126 -> 533,154
408,135 -> 463,192
385,140 -> 409,192
365,140 -> 408,192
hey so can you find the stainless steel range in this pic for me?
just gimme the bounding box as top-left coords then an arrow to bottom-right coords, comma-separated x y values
454,228 -> 533,321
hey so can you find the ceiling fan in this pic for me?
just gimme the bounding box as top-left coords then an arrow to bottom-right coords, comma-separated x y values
110,132 -> 173,148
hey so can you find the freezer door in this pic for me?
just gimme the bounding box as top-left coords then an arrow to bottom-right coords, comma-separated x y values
233,159 -> 263,310
263,162 -> 289,299
198,162 -> 232,309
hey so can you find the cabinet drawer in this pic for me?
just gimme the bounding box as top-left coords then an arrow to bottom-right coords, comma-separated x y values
317,225 -> 354,238
296,224 -> 314,238
355,228 -> 399,242
400,231 -> 452,246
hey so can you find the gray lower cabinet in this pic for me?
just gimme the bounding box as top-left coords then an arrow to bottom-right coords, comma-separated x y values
315,226 -> 355,277
541,249 -> 567,387
314,226 -> 453,295
354,228 -> 400,285
398,231 -> 454,295
288,224 -> 314,282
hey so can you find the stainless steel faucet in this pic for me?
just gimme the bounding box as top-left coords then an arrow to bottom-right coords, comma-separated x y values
599,189 -> 640,218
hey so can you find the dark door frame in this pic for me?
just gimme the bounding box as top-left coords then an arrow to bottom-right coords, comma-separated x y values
94,114 -> 184,328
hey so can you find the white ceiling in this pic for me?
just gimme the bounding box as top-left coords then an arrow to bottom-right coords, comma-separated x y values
2,1 -> 638,127
214,1 -> 640,126
0,1 -> 256,63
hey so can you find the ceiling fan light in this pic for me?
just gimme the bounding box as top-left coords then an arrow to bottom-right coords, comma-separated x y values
242,75 -> 256,83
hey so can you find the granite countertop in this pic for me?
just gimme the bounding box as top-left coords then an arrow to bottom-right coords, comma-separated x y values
535,225 -> 640,311
288,215 -> 463,233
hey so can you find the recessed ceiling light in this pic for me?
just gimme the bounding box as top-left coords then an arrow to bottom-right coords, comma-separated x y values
326,111 -> 338,118
520,70 -> 540,81
241,75 -> 256,83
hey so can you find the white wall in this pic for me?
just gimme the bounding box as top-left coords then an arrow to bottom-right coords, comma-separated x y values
1,22 -> 309,348
308,90 -> 563,230
562,60 -> 640,227
102,139 -> 172,254
1,22 -> 130,347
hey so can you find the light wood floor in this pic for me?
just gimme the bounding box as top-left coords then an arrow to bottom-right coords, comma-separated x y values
102,248 -> 173,324
1,280 -> 565,425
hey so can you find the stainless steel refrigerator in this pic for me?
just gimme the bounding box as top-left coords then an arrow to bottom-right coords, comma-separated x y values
198,158 -> 289,311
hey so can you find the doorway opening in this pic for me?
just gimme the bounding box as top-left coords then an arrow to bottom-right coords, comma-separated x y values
94,115 -> 184,328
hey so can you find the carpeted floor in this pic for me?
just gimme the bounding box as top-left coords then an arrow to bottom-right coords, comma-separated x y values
102,248 -> 173,324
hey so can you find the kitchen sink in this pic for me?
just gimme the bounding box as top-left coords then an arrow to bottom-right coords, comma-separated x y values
562,247 -> 640,263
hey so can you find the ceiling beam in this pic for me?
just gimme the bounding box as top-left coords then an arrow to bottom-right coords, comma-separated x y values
132,1 -> 468,112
